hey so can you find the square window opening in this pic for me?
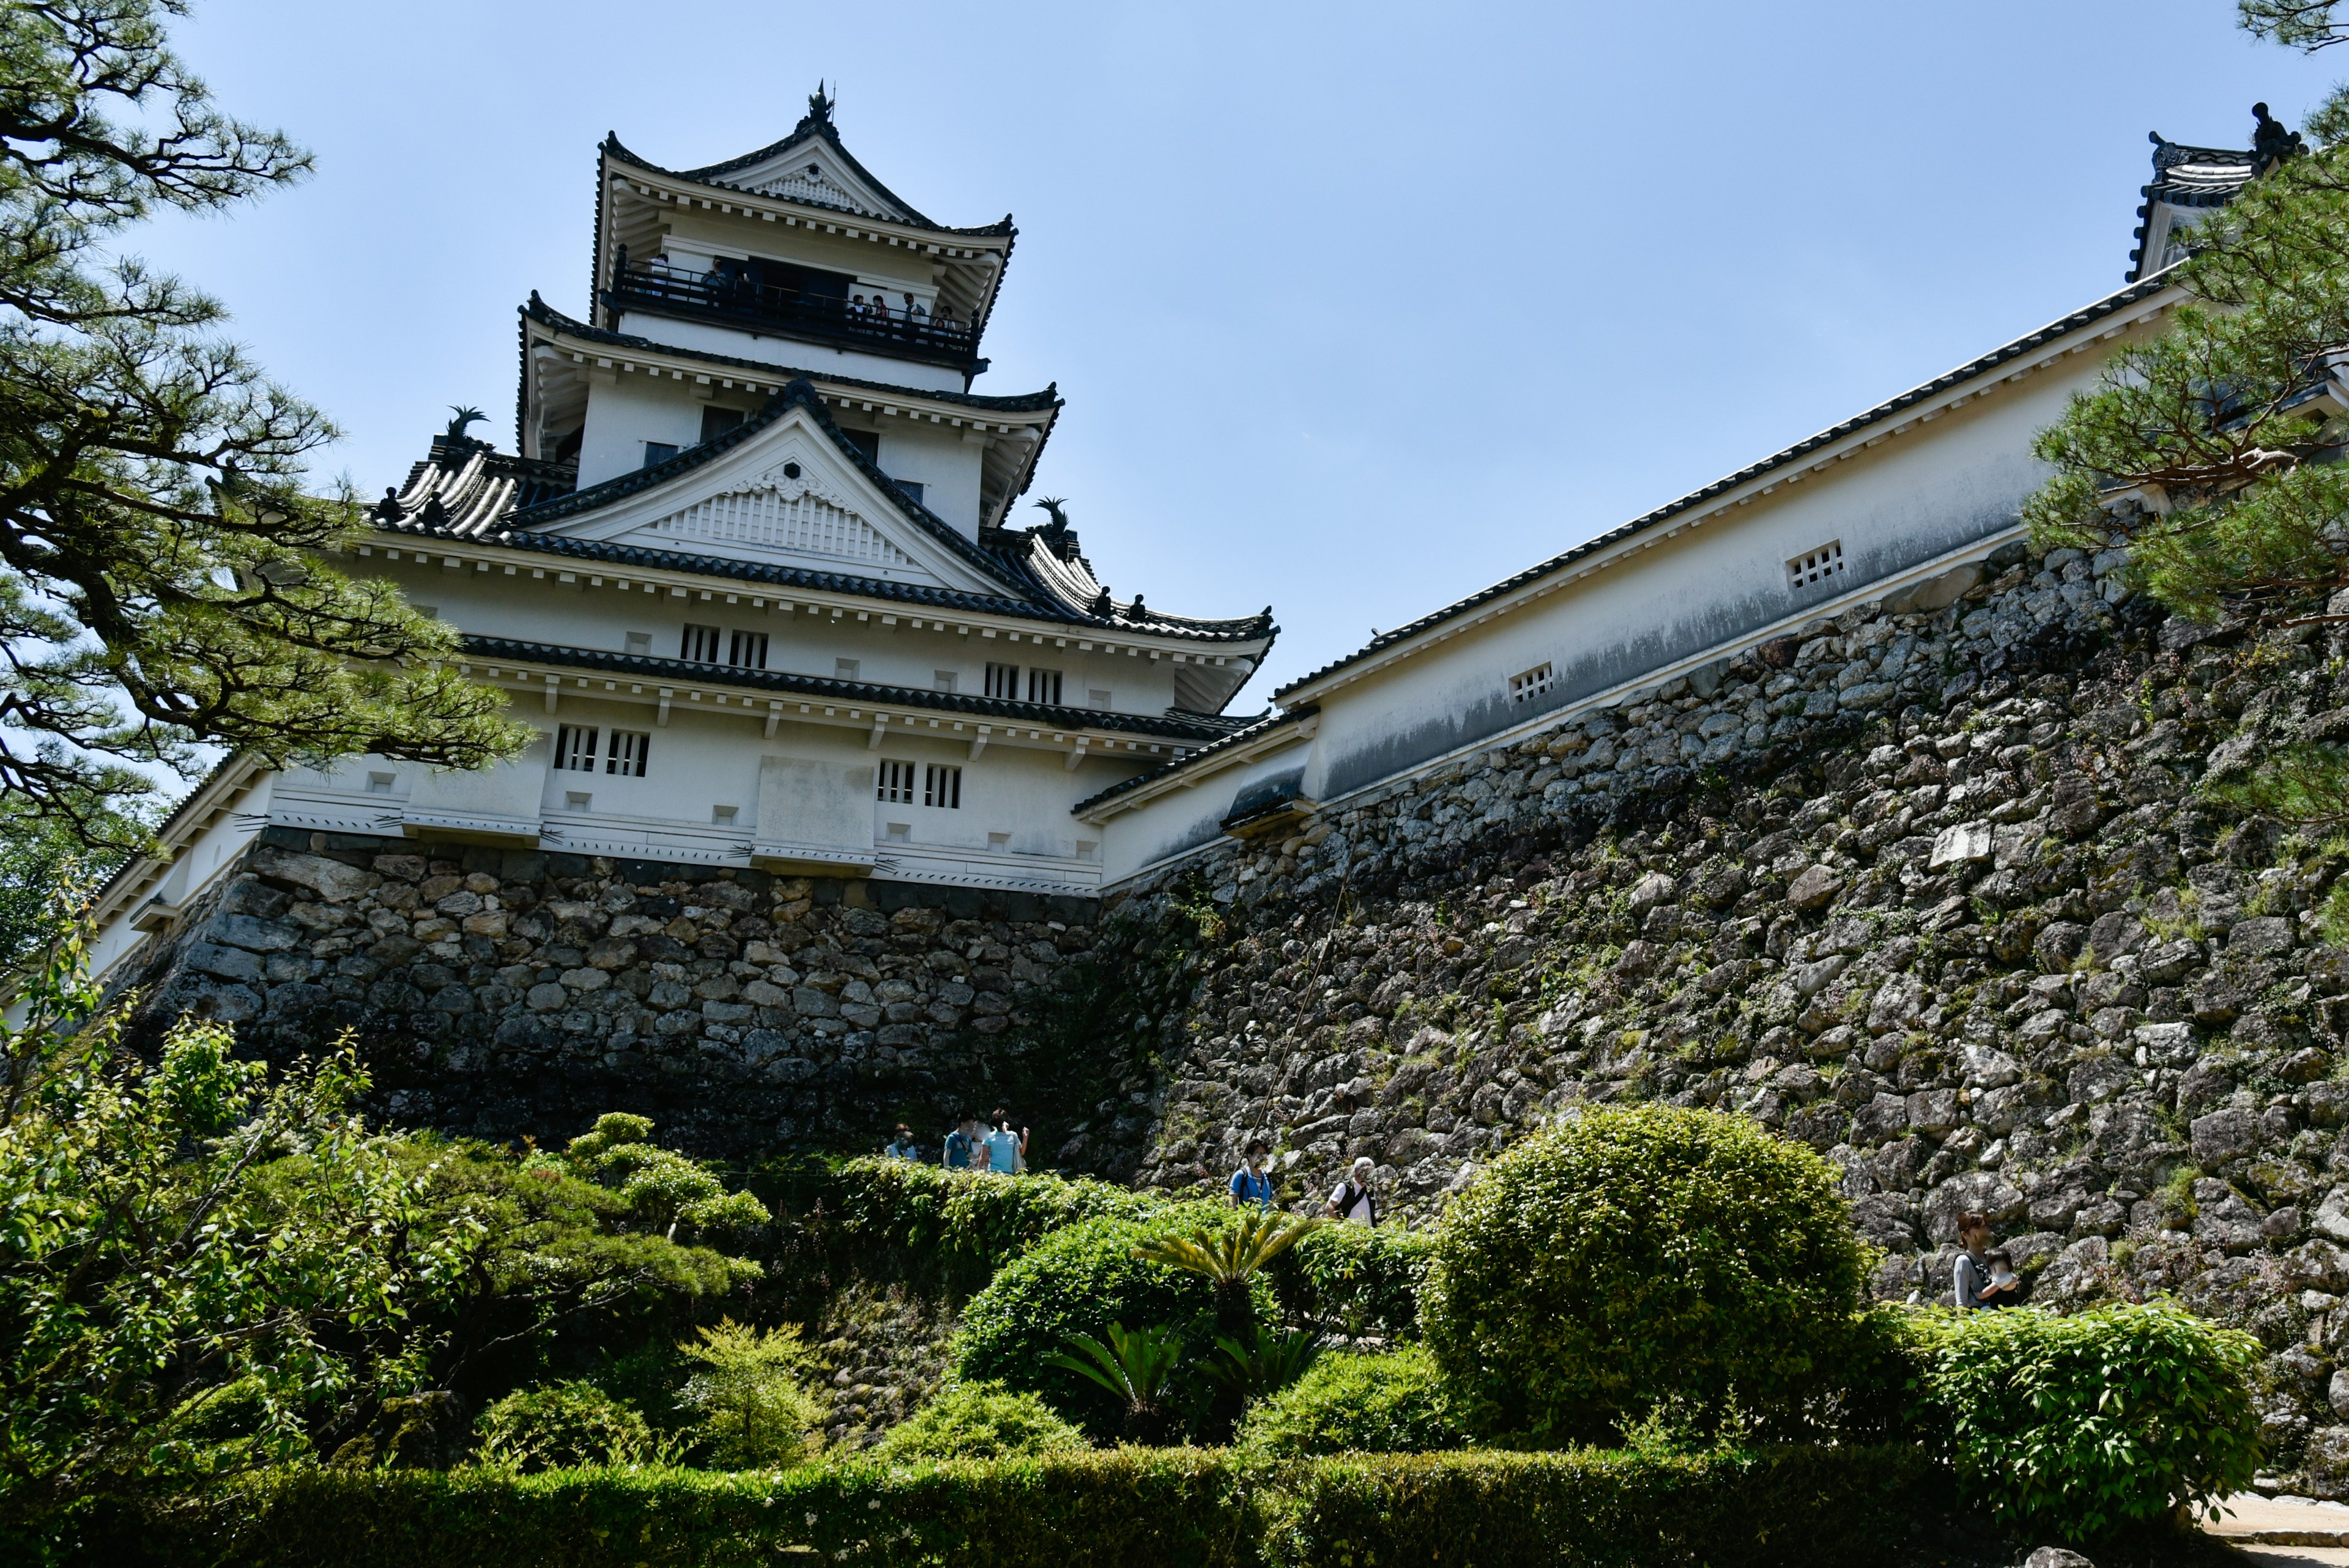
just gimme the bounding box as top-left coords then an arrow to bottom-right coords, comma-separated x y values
642,441 -> 679,468
563,790 -> 592,810
624,631 -> 652,657
712,804 -> 738,824
1026,667 -> 1063,705
1086,687 -> 1112,710
933,670 -> 959,693
555,724 -> 599,772
1787,540 -> 1846,590
924,764 -> 962,809
365,771 -> 396,794
984,661 -> 1019,700
680,624 -> 721,663
1508,664 -> 1556,704
884,821 -> 911,844
877,760 -> 916,804
836,657 -> 861,682
604,730 -> 650,777
987,830 -> 1012,849
729,630 -> 769,670
699,406 -> 746,444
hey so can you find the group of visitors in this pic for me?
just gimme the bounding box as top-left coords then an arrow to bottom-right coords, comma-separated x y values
1226,1141 -> 1382,1226
846,290 -> 960,338
1951,1210 -> 2027,1310
881,1111 -> 1027,1174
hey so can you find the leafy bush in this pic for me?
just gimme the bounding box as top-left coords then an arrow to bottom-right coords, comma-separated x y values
1420,1104 -> 1876,1444
675,1321 -> 825,1468
473,1383 -> 655,1472
1917,1301 -> 2263,1541
829,1158 -> 1167,1294
1269,1222 -> 1436,1339
76,1443 -> 1933,1568
951,1214 -> 1259,1432
869,1381 -> 1090,1462
1236,1345 -> 1466,1457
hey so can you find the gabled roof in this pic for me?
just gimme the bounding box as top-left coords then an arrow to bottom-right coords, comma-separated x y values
373,386 -> 1278,652
1273,270 -> 2178,702
2129,133 -> 2258,279
601,89 -> 1014,240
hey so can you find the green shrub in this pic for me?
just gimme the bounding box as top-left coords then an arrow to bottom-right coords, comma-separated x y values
675,1321 -> 825,1468
73,1443 -> 1933,1568
951,1213 -> 1261,1432
1236,1345 -> 1466,1456
1269,1222 -> 1436,1339
1420,1104 -> 1875,1444
831,1158 -> 1168,1293
869,1381 -> 1090,1463
473,1383 -> 655,1472
1917,1301 -> 2263,1541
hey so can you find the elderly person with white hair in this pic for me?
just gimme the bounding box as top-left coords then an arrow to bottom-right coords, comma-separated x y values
1326,1157 -> 1379,1226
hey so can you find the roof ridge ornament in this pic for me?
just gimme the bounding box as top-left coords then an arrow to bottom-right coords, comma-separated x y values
804,82 -> 837,131
2252,101 -> 2307,173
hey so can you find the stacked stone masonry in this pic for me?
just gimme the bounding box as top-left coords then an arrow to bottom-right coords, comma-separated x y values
1107,541 -> 2349,1493
119,840 -> 1110,1155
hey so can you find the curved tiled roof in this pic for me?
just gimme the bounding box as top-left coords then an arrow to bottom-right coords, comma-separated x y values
2129,133 -> 2258,278
1273,270 -> 2178,701
600,104 -> 1014,240
523,295 -> 1060,412
1069,705 -> 1304,815
370,394 -> 1277,648
465,635 -> 1255,744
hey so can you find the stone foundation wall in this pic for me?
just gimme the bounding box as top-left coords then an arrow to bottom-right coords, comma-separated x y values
117,837 -> 1135,1159
1104,542 -> 2349,1488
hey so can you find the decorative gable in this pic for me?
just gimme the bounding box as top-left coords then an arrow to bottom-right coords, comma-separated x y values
637,454 -> 918,569
740,158 -> 869,215
527,402 -> 1006,596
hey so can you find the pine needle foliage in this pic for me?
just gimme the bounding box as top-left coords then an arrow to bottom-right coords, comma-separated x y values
2025,5 -> 2349,819
0,1 -> 527,851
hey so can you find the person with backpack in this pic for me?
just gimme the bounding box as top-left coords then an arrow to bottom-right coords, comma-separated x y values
1228,1141 -> 1275,1210
1326,1157 -> 1379,1226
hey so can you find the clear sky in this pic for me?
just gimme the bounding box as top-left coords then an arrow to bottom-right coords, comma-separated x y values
137,0 -> 2346,715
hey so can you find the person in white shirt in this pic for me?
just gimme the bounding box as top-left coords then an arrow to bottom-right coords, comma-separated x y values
982,1108 -> 1027,1175
1326,1157 -> 1378,1225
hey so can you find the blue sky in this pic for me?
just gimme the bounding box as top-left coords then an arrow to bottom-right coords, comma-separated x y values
142,0 -> 2345,714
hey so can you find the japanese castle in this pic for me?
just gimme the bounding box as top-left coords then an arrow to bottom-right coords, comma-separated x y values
100,90 -> 1275,942
81,98 -> 2292,984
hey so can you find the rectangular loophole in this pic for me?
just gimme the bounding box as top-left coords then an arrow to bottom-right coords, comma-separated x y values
1787,541 -> 1845,590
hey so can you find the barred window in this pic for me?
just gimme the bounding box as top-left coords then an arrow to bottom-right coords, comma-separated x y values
1508,664 -> 1555,704
984,662 -> 1019,700
728,630 -> 768,670
924,764 -> 962,809
877,760 -> 916,804
554,725 -> 598,772
1026,667 -> 1063,705
680,623 -> 722,662
1787,541 -> 1845,590
605,730 -> 650,777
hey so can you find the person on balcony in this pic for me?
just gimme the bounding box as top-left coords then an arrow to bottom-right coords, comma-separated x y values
933,301 -> 959,337
903,292 -> 927,332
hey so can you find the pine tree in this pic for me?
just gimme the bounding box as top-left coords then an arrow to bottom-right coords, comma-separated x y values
0,2 -> 525,855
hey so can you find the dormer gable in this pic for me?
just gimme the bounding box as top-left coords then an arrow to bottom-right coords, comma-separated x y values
512,382 -> 1016,595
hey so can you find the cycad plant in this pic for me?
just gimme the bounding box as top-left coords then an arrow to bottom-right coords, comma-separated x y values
1205,1326 -> 1325,1405
1132,1210 -> 1323,1337
1046,1322 -> 1189,1444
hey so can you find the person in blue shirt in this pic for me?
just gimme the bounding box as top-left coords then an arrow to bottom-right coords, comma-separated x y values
982,1108 -> 1027,1174
883,1124 -> 919,1161
1228,1141 -> 1275,1210
942,1114 -> 978,1172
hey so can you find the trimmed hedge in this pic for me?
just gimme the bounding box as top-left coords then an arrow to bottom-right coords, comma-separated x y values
1260,1443 -> 1940,1567
828,1157 -> 1171,1294
47,1443 -> 1939,1568
1268,1221 -> 1434,1340
1236,1345 -> 1466,1456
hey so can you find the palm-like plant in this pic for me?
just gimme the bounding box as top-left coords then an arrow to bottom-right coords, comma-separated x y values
1205,1326 -> 1324,1404
1046,1322 -> 1189,1444
1133,1209 -> 1323,1337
